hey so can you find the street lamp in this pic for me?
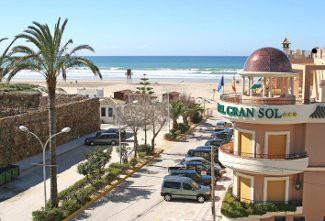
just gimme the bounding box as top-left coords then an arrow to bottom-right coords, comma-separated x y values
19,126 -> 71,208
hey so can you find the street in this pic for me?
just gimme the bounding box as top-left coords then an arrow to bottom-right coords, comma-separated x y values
73,118 -> 232,221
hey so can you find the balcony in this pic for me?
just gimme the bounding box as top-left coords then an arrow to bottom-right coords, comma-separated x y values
220,93 -> 297,105
218,143 -> 309,175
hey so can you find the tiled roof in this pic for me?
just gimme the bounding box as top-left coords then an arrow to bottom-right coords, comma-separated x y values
243,47 -> 293,73
310,106 -> 325,118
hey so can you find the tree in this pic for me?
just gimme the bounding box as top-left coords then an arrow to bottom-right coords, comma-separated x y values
136,73 -> 154,95
0,37 -> 16,81
116,103 -> 144,158
179,93 -> 195,125
148,102 -> 168,152
170,100 -> 183,130
8,18 -> 102,207
77,148 -> 112,185
136,74 -> 154,146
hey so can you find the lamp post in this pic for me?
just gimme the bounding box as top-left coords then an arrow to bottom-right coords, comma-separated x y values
19,126 -> 71,207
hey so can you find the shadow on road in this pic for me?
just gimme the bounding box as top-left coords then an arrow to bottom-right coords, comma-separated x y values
0,145 -> 110,202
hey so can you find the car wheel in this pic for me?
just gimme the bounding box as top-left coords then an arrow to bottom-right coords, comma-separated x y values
164,194 -> 172,202
197,195 -> 205,203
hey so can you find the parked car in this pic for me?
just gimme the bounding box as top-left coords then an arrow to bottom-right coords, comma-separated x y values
211,129 -> 232,143
205,138 -> 224,147
161,175 -> 210,203
181,156 -> 225,173
186,148 -> 218,163
215,121 -> 232,132
168,168 -> 213,187
170,161 -> 222,178
96,128 -> 127,140
84,133 -> 119,146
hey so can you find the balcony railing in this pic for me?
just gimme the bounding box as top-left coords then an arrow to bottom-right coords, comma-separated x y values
220,93 -> 315,105
220,145 -> 308,160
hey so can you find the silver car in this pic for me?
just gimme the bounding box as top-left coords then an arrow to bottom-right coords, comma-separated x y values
161,175 -> 210,203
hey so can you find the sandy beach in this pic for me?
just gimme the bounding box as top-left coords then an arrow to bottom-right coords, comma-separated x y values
11,78 -> 237,107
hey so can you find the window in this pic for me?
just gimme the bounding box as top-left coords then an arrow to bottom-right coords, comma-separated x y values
163,181 -> 181,189
101,107 -> 106,117
108,108 -> 113,117
183,183 -> 193,190
293,217 -> 305,221
274,216 -> 286,221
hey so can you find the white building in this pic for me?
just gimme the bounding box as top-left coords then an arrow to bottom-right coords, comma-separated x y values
99,97 -> 125,124
77,88 -> 104,98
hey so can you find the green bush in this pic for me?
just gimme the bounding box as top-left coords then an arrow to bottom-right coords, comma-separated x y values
32,208 -> 64,221
221,188 -> 299,218
178,123 -> 190,133
130,158 -> 139,167
61,199 -> 82,216
58,177 -> 87,201
164,132 -> 176,140
191,111 -> 202,124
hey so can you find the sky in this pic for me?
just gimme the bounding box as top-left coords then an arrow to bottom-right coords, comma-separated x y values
1,0 -> 325,56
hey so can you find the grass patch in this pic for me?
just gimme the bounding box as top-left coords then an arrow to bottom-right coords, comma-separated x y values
0,83 -> 39,92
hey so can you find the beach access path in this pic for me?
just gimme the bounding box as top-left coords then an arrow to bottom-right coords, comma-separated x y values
73,116 -> 232,221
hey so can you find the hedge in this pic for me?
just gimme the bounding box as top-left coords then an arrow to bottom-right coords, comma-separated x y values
221,188 -> 299,218
32,159 -> 142,221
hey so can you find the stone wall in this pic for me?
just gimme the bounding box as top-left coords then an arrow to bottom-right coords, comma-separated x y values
0,98 -> 100,166
0,91 -> 41,109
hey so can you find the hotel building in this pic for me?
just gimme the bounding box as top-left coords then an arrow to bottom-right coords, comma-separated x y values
218,45 -> 325,220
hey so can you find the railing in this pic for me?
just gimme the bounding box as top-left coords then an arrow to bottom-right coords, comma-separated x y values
220,145 -> 308,160
220,93 -> 316,105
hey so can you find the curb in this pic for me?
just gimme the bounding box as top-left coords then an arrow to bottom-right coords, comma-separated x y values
63,149 -> 164,221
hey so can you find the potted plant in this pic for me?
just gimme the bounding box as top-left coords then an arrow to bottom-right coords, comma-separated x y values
0,163 -> 20,185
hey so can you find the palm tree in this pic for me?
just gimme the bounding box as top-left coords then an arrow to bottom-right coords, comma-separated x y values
8,18 -> 102,207
170,100 -> 183,130
0,37 -> 17,81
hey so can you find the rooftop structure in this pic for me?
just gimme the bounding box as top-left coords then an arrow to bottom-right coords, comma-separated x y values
218,45 -> 325,220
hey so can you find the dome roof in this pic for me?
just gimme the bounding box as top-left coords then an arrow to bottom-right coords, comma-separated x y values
243,47 -> 293,74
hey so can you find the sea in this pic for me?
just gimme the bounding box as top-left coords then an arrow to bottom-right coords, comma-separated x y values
13,56 -> 247,81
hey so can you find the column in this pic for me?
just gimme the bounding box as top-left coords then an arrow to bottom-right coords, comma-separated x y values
280,77 -> 284,95
269,77 -> 273,97
248,76 -> 252,96
242,76 -> 245,95
263,77 -> 267,97
285,77 -> 289,96
302,67 -> 311,104
291,76 -> 294,95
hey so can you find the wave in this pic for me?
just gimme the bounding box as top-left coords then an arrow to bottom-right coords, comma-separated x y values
12,67 -> 240,81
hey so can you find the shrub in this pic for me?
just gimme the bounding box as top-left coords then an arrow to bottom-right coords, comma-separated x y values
221,188 -> 299,218
191,111 -> 202,124
164,132 -> 176,140
178,123 -> 190,133
138,144 -> 153,155
32,208 -> 64,221
130,158 -> 139,167
61,199 -> 82,216
58,177 -> 87,201
77,148 -> 112,183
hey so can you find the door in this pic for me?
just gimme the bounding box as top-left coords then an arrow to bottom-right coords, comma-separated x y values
239,176 -> 251,203
267,180 -> 286,202
268,134 -> 287,159
181,182 -> 196,199
240,132 -> 253,157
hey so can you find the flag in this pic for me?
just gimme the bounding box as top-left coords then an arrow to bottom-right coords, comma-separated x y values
232,76 -> 236,93
217,75 -> 224,92
250,77 -> 262,89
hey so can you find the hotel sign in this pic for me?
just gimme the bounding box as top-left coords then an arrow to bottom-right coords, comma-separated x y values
217,103 -> 297,119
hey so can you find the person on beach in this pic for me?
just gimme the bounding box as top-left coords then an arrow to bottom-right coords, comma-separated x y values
126,68 -> 133,83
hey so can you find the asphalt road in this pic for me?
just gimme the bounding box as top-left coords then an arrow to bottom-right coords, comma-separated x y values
74,118 -> 232,221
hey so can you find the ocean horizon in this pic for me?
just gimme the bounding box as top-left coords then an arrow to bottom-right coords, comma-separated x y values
13,56 -> 247,81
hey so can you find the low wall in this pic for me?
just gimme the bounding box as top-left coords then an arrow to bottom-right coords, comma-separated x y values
0,91 -> 41,109
0,98 -> 100,166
